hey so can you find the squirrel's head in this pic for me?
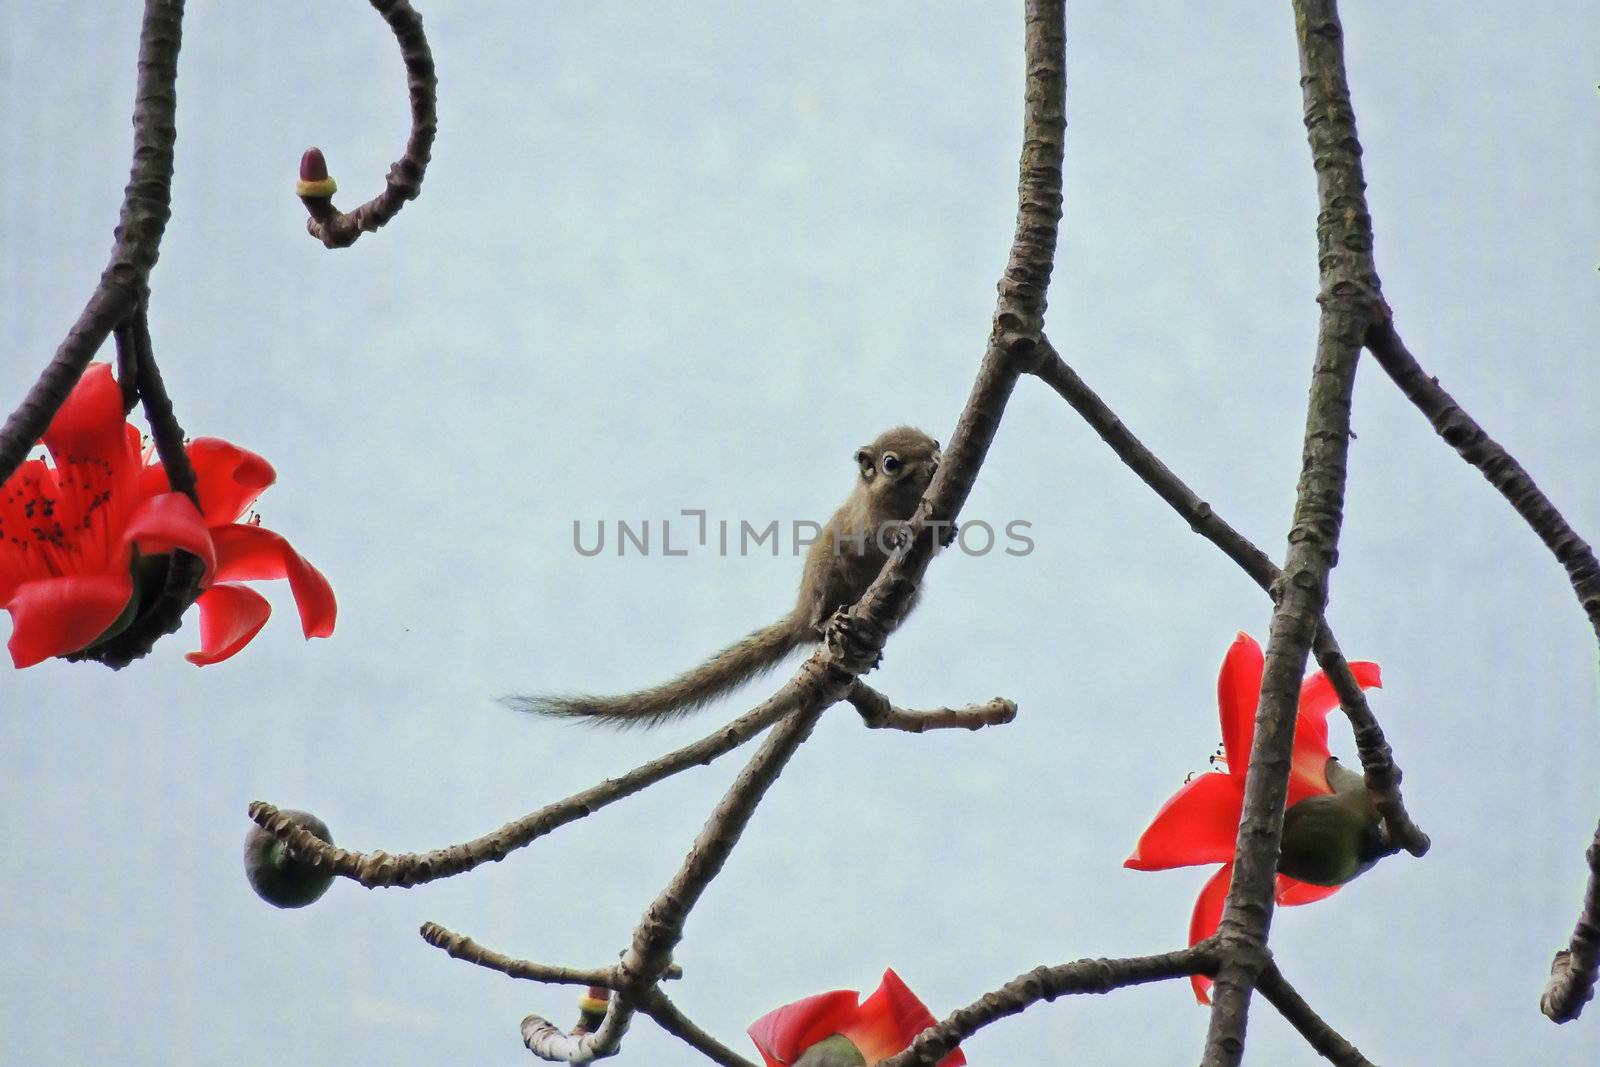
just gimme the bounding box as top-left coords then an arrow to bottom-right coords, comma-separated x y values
854,427 -> 941,512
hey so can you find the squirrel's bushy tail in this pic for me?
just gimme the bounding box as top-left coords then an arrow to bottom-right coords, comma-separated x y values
506,615 -> 811,728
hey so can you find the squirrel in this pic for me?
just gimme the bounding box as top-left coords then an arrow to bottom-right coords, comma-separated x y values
509,427 -> 941,728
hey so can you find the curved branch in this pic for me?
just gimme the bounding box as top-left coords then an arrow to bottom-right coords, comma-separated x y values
122,301 -> 198,507
0,0 -> 184,484
828,0 -> 1064,661
1256,962 -> 1377,1067
1032,339 -> 1428,857
637,988 -> 759,1067
593,698 -> 833,1057
247,693 -> 792,888
297,0 -> 437,249
880,947 -> 1211,1067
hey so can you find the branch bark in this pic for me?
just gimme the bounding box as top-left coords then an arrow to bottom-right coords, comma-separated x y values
298,0 -> 437,249
1256,962 -> 1377,1066
1201,2 -> 1381,1060
845,681 -> 1017,732
880,947 -> 1212,1067
247,692 -> 795,888
1362,319 -> 1600,1021
1032,340 -> 1428,858
0,0 -> 184,484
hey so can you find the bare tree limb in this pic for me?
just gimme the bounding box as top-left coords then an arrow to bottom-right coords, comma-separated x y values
123,301 -> 198,507
637,988 -> 761,1067
247,693 -> 794,888
1032,339 -> 1428,858
1202,2 -> 1381,1060
880,946 -> 1213,1067
419,923 -> 634,989
1256,962 -> 1377,1066
586,700 -> 833,1057
0,0 -> 184,484
845,681 -> 1017,732
1362,317 -> 1600,1021
297,0 -> 437,249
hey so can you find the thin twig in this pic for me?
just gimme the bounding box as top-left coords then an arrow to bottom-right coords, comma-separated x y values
846,681 -> 1017,732
1202,3 -> 1381,1061
247,693 -> 794,888
1256,962 -> 1377,1066
1032,339 -> 1428,858
126,300 -> 198,507
1364,317 -> 1600,1020
419,923 -> 632,989
0,0 -> 184,484
1366,317 -> 1600,642
880,946 -> 1212,1067
298,0 -> 437,249
638,988 -> 761,1067
822,0 -> 1064,680
113,322 -> 141,414
588,701 -> 833,1058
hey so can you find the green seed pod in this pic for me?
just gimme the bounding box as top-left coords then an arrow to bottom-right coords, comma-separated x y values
244,809 -> 334,909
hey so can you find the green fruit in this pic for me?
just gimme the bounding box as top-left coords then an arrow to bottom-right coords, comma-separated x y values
244,809 -> 334,909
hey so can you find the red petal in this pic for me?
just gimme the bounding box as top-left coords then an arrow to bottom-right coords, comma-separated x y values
1275,875 -> 1343,907
212,523 -> 336,638
120,492 -> 217,583
1125,772 -> 1245,870
5,572 -> 133,667
41,364 -> 131,472
844,969 -> 962,1065
1218,633 -> 1263,780
185,583 -> 271,666
1296,660 -> 1382,725
1289,661 -> 1381,806
1188,864 -> 1233,1005
747,990 -> 861,1066
186,438 -> 276,526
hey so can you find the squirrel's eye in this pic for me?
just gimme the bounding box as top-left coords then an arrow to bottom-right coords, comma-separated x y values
880,453 -> 902,476
857,450 -> 875,477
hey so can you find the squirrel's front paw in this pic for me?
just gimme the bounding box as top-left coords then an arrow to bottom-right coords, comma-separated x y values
824,609 -> 885,674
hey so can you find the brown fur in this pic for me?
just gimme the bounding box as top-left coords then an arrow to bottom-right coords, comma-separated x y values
508,427 -> 940,727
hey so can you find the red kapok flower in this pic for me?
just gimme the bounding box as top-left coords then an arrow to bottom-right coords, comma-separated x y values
748,969 -> 964,1067
0,363 -> 336,667
1124,632 -> 1380,1003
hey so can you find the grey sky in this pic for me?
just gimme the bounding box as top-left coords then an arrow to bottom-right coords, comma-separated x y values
2,3 -> 1597,1064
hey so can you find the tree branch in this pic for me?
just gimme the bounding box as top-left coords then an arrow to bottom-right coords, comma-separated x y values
1363,317 -> 1600,1021
297,0 -> 437,249
1031,339 -> 1428,858
0,0 -> 184,484
880,946 -> 1213,1067
638,988 -> 761,1067
1202,2 -> 1381,1060
845,681 -> 1017,732
1256,962 -> 1376,1066
418,922 -> 641,989
587,699 -> 833,1057
247,692 -> 795,888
